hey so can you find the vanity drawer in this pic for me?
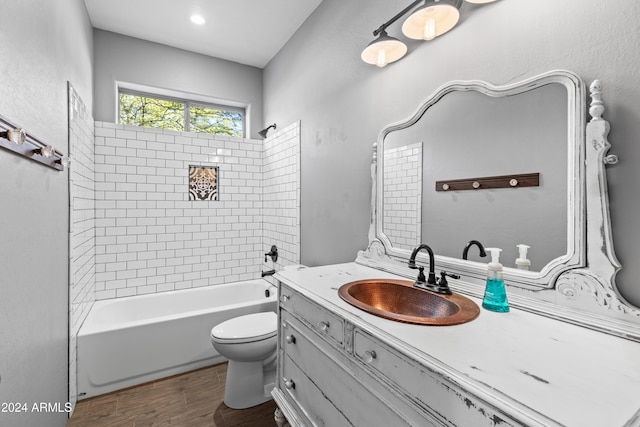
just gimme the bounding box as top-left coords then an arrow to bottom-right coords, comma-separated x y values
279,283 -> 344,345
281,353 -> 350,426
353,328 -> 521,427
280,310 -> 414,427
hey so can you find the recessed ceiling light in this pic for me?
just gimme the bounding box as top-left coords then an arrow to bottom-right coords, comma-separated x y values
190,14 -> 205,25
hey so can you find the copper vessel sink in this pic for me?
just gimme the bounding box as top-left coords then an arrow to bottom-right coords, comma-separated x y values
338,279 -> 480,326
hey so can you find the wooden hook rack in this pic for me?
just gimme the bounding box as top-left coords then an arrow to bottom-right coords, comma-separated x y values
435,172 -> 539,192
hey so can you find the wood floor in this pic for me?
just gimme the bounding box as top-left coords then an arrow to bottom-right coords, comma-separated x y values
66,363 -> 283,427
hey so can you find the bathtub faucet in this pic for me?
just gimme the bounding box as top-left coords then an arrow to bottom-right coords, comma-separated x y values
261,269 -> 276,277
264,245 -> 278,263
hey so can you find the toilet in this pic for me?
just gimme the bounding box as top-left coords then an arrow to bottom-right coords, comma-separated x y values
210,311 -> 278,409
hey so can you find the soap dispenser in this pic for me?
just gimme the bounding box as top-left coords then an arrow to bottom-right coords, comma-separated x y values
482,248 -> 509,313
515,244 -> 531,271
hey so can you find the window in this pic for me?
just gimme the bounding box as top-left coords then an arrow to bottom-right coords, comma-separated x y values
118,89 -> 245,137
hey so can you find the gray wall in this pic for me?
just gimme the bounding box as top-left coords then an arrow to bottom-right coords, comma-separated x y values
264,0 -> 640,306
414,85 -> 568,270
93,30 -> 264,139
0,0 -> 93,426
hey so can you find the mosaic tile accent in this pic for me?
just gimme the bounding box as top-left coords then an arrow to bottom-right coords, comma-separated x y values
189,165 -> 219,201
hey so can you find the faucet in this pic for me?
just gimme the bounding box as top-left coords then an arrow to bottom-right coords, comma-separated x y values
409,244 -> 437,286
462,240 -> 487,260
408,244 -> 459,295
261,269 -> 276,277
264,245 -> 278,263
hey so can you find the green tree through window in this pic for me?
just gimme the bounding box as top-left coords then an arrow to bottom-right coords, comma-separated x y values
119,93 -> 185,131
119,90 -> 244,137
190,104 -> 243,136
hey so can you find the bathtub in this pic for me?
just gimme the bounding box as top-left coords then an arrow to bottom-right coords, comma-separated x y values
77,279 -> 277,399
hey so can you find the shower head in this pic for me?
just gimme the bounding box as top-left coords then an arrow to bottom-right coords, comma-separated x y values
258,123 -> 277,138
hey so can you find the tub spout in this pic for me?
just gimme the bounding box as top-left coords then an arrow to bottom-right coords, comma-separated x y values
261,269 -> 276,277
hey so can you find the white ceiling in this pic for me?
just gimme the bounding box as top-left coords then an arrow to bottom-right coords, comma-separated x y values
84,0 -> 323,68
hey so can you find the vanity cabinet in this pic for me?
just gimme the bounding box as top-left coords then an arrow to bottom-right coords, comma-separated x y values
273,281 -> 523,427
272,73 -> 640,426
271,263 -> 640,427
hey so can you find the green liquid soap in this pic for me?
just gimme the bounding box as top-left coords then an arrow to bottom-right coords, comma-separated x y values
482,278 -> 510,312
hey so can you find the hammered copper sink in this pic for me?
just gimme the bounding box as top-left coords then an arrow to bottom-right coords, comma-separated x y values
338,279 -> 480,326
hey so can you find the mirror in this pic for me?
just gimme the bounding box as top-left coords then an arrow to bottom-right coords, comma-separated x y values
383,84 -> 568,270
376,71 -> 585,289
359,73 -> 640,341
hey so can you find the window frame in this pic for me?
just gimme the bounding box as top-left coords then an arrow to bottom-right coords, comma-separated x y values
117,86 -> 246,137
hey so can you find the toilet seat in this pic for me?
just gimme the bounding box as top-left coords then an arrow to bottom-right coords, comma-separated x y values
211,312 -> 277,344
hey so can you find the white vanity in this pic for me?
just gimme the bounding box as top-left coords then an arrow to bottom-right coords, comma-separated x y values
273,262 -> 640,426
272,72 -> 640,426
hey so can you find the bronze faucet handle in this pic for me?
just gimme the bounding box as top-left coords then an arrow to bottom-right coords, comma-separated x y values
414,266 -> 426,284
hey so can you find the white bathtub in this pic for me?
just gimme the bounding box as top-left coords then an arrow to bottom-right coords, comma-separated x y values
77,279 -> 277,399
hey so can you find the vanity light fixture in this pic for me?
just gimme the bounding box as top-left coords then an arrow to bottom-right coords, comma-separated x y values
0,114 -> 66,171
361,0 -> 419,67
362,0 -> 497,67
401,0 -> 461,41
361,30 -> 408,68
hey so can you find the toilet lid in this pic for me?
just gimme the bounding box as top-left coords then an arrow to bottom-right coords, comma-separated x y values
211,312 -> 277,343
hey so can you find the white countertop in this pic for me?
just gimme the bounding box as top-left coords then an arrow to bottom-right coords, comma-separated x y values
275,262 -> 640,427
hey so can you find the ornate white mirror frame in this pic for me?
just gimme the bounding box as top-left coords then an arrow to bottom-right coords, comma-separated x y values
356,71 -> 640,341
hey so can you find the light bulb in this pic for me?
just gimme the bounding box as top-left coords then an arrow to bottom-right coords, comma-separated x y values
361,31 -> 407,67
423,16 -> 436,40
376,49 -> 388,67
1,128 -> 26,144
402,3 -> 460,40
190,14 -> 205,25
40,145 -> 54,158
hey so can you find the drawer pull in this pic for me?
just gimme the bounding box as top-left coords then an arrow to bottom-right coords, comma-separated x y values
280,295 -> 290,303
363,350 -> 377,363
318,321 -> 330,332
284,379 -> 295,390
285,334 -> 296,344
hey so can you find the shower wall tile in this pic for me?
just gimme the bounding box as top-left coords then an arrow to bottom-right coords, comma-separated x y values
68,83 -> 96,409
262,121 -> 301,277
94,122 -> 264,299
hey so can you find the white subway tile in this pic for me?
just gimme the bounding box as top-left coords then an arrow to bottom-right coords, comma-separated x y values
91,121 -> 301,299
116,129 -> 137,139
115,288 -> 136,298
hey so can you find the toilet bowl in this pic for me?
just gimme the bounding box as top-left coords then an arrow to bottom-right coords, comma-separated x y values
211,311 -> 278,409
